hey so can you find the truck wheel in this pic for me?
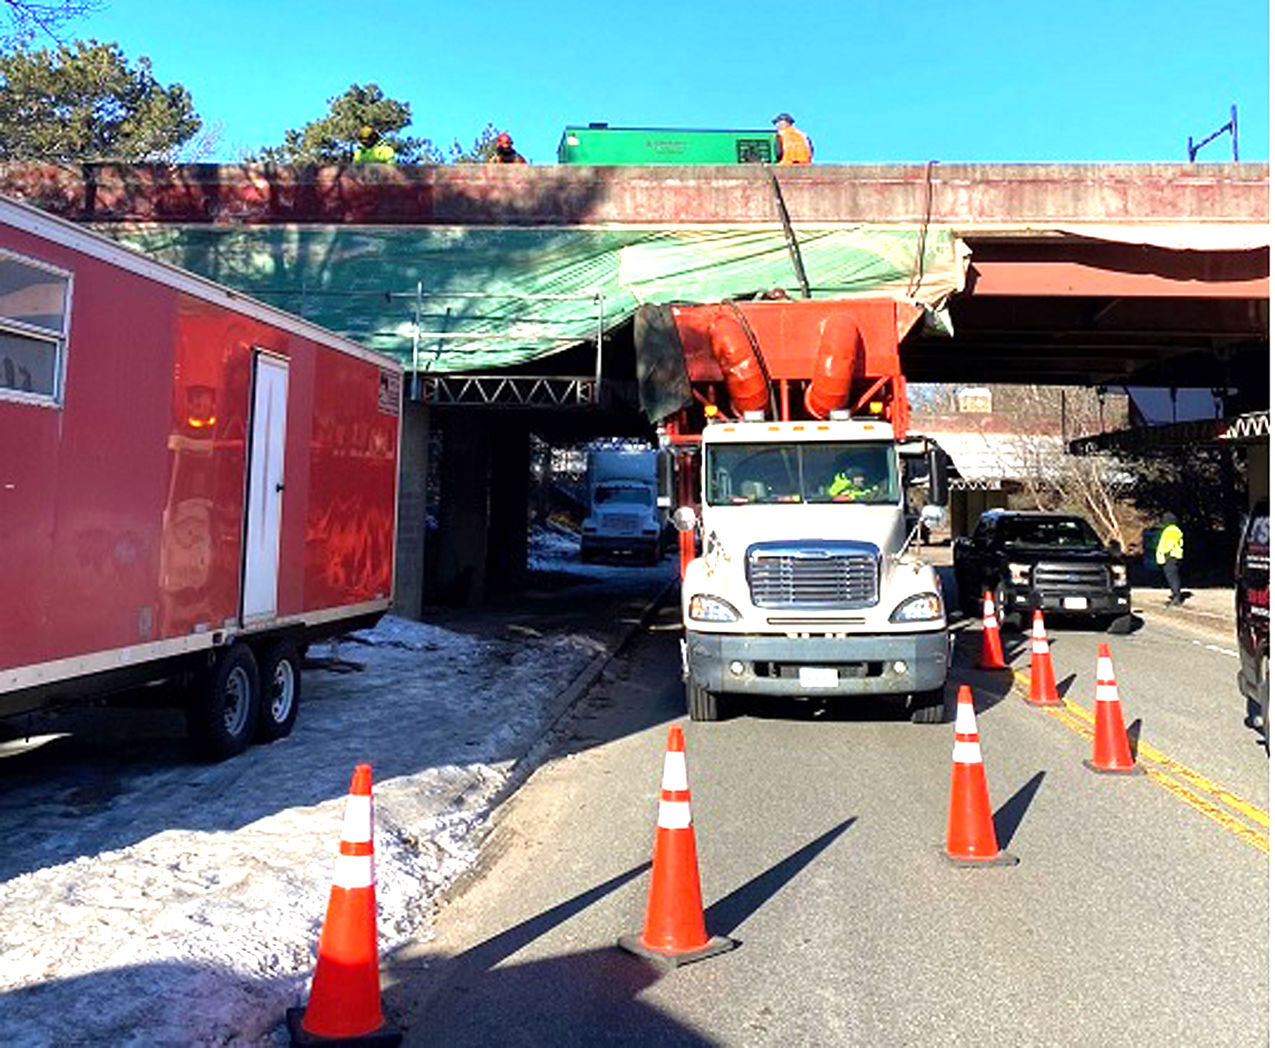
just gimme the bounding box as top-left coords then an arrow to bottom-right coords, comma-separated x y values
256,639 -> 302,743
993,582 -> 1019,631
909,687 -> 948,724
187,643 -> 261,760
1258,658 -> 1269,753
686,678 -> 720,721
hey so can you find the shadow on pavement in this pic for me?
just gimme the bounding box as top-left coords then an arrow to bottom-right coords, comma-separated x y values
993,771 -> 1046,850
1127,718 -> 1143,762
392,820 -> 857,1046
705,817 -> 856,939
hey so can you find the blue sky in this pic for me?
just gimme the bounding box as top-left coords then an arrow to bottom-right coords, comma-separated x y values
71,0 -> 1269,164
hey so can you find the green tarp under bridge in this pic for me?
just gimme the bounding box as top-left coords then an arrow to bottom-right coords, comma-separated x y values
105,224 -> 969,373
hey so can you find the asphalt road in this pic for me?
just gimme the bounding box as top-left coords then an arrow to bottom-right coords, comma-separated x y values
388,584 -> 1269,1046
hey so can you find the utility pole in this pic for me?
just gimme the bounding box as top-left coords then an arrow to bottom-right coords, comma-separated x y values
1188,105 -> 1239,162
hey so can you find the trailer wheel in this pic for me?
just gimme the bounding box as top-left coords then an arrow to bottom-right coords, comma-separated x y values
909,686 -> 948,724
187,643 -> 261,760
256,639 -> 302,743
686,678 -> 720,721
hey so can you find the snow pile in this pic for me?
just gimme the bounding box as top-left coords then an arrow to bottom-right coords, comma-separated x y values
0,613 -> 599,1047
527,519 -> 581,569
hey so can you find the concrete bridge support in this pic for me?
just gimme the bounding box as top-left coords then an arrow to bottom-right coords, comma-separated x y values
427,411 -> 532,606
392,401 -> 430,618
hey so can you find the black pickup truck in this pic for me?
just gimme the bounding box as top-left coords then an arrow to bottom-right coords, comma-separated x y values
953,510 -> 1132,631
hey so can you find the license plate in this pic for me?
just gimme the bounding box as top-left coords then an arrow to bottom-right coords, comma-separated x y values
799,666 -> 838,689
1063,596 -> 1089,610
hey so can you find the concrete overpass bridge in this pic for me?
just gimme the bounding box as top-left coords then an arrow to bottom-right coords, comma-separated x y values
1,162 -> 1267,607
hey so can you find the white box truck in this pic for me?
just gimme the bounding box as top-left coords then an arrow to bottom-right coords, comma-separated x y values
580,449 -> 664,564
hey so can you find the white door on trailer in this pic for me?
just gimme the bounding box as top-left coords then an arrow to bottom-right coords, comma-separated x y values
242,353 -> 289,621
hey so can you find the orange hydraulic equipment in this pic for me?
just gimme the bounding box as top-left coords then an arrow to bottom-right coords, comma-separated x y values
655,298 -> 922,575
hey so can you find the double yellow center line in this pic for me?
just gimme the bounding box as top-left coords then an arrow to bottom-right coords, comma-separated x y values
1007,669 -> 1269,854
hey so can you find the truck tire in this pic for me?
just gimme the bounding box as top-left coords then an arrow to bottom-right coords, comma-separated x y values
187,643 -> 261,760
686,678 -> 720,721
909,687 -> 948,724
993,581 -> 1019,632
1258,657 -> 1269,754
256,639 -> 302,743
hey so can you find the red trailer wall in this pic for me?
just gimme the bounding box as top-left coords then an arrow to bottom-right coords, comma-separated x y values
0,218 -> 398,678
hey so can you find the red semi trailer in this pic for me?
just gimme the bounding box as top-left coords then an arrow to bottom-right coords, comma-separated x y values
0,194 -> 401,759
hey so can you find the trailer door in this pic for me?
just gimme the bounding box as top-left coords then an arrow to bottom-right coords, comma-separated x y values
242,353 -> 289,622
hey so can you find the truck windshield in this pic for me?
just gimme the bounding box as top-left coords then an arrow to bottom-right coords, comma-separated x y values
595,484 -> 652,507
705,442 -> 899,506
1001,517 -> 1101,549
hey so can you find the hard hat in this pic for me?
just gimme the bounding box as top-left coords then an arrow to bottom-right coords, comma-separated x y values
358,125 -> 376,142
497,132 -> 513,146
772,112 -> 795,124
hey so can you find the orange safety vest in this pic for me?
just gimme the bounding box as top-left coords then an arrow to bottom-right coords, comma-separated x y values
776,126 -> 812,165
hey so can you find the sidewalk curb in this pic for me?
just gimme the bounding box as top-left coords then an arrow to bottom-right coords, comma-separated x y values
410,574 -> 680,929
522,573 -> 680,768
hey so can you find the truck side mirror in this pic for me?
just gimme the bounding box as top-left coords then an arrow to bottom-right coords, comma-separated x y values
927,445 -> 949,505
657,450 -> 675,510
672,506 -> 698,532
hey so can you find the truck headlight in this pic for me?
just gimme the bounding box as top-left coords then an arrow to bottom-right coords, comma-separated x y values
1111,564 -> 1127,586
688,594 -> 741,623
890,593 -> 944,623
1008,562 -> 1031,585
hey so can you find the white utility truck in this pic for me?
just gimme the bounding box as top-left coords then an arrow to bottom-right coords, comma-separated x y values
639,298 -> 950,722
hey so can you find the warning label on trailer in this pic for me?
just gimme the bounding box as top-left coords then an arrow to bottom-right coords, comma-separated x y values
378,370 -> 402,416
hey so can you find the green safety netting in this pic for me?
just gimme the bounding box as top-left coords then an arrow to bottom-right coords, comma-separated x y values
105,224 -> 967,372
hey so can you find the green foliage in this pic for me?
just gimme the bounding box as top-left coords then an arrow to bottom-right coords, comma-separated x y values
253,83 -> 441,165
0,38 -> 201,160
448,122 -> 501,164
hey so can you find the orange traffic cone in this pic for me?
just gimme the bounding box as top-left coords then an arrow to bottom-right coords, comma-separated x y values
619,725 -> 737,967
287,764 -> 401,1047
944,685 -> 1018,867
1024,609 -> 1062,707
1084,644 -> 1146,776
979,590 -> 1007,670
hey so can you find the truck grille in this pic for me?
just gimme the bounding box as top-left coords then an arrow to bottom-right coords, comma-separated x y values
601,513 -> 641,534
1033,562 -> 1110,589
747,542 -> 879,609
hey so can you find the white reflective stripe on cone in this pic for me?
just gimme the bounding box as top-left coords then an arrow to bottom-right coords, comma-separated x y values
341,795 -> 373,844
1032,638 -> 1049,653
658,799 -> 692,829
661,751 -> 689,792
952,739 -> 983,764
1097,657 -> 1115,680
954,702 -> 979,735
1096,683 -> 1119,702
333,853 -> 375,889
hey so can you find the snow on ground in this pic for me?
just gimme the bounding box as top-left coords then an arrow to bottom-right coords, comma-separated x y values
0,533 -> 640,1047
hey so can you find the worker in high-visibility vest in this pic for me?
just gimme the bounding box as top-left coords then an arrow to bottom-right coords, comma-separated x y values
353,126 -> 395,164
772,113 -> 813,165
827,469 -> 882,501
487,131 -> 527,165
1155,512 -> 1185,605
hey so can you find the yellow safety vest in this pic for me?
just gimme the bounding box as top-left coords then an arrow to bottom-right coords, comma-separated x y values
1155,523 -> 1183,563
353,142 -> 396,164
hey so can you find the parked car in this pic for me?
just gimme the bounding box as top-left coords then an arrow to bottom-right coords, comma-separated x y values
1236,498 -> 1269,749
953,510 -> 1132,631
